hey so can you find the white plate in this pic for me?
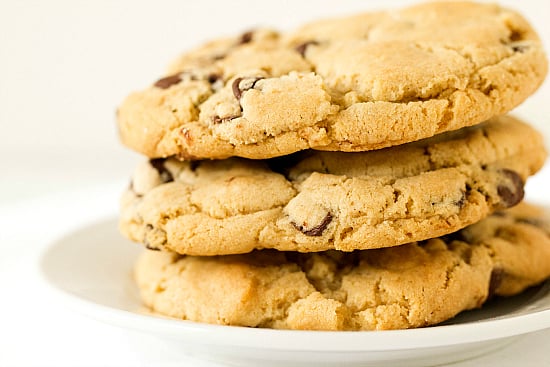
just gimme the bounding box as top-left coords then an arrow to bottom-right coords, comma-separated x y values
40,211 -> 550,367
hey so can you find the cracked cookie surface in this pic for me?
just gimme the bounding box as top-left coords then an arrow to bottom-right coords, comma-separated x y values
134,202 -> 550,330
119,115 -> 546,255
117,2 -> 547,159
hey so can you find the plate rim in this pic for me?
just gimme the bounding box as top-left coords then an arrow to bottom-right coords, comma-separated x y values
39,215 -> 550,353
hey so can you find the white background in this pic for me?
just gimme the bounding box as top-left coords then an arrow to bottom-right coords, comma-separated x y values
1,1 -> 550,366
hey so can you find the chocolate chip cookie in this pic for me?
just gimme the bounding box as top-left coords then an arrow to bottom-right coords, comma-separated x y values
117,2 -> 547,160
119,115 -> 546,255
134,202 -> 550,330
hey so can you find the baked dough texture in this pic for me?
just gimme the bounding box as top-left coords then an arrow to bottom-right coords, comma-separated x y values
134,202 -> 550,330
120,115 -> 546,255
117,2 -> 547,159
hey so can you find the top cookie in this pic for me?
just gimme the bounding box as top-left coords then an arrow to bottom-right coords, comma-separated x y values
117,1 -> 547,160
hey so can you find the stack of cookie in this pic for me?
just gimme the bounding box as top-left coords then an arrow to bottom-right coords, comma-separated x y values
117,2 -> 550,330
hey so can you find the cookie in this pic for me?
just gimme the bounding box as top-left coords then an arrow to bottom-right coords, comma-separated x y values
117,2 -> 547,159
119,115 -> 546,255
134,202 -> 550,330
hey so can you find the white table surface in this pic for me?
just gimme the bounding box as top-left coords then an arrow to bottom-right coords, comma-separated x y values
1,1 -> 550,366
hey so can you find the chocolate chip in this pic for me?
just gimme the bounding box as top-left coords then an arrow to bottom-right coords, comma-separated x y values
239,31 -> 253,44
149,158 -> 174,183
144,224 -> 159,251
488,268 -> 505,299
232,78 -> 244,99
212,114 -> 240,124
144,224 -> 165,251
509,29 -> 522,42
295,40 -> 319,57
232,77 -> 265,100
497,169 -> 524,208
209,74 -> 225,92
504,37 -> 530,53
154,74 -> 182,89
455,191 -> 466,208
292,213 -> 333,236
511,44 -> 529,53
208,73 -> 222,84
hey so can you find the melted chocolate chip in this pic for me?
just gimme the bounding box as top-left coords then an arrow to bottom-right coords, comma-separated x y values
239,31 -> 253,44
497,169 -> 524,208
295,40 -> 319,57
212,115 -> 224,124
212,114 -> 240,124
232,78 -> 244,99
292,213 -> 333,236
149,158 -> 174,183
231,77 -> 265,100
154,74 -> 182,89
488,268 -> 505,299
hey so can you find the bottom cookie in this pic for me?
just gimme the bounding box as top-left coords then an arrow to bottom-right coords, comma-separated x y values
134,202 -> 550,331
